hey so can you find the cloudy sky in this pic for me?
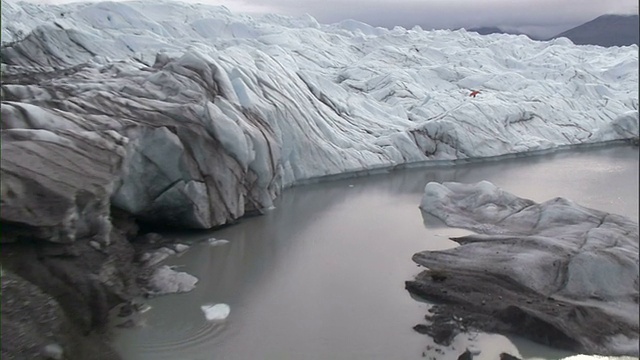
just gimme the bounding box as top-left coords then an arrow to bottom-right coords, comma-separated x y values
31,0 -> 639,38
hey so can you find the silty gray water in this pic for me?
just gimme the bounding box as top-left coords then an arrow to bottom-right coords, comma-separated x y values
114,145 -> 639,360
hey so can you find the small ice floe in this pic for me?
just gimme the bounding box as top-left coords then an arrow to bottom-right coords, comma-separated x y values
207,238 -> 230,246
201,303 -> 231,321
174,243 -> 189,253
148,265 -> 198,295
348,184 -> 354,188
136,303 -> 152,314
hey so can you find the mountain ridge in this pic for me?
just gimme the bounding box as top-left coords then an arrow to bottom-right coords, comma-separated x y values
461,14 -> 639,46
551,13 -> 639,47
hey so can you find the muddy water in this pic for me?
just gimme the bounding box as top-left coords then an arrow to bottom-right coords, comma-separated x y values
114,145 -> 638,360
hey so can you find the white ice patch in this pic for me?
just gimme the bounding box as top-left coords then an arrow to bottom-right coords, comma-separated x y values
201,303 -> 231,321
148,265 -> 198,295
207,238 -> 230,246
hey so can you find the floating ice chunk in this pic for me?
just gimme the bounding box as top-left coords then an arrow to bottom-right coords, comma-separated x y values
201,303 -> 231,321
208,238 -> 230,246
137,303 -> 152,314
148,265 -> 198,295
174,243 -> 189,253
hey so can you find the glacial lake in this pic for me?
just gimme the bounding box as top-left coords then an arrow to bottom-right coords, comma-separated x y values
113,144 -> 638,360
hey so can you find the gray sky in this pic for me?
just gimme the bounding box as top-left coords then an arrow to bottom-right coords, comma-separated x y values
30,0 -> 640,38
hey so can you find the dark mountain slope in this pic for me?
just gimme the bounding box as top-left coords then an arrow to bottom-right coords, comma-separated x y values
551,14 -> 639,47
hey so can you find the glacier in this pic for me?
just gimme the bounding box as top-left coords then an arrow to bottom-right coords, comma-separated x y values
1,1 -> 638,358
409,181 -> 639,356
1,0 -> 638,231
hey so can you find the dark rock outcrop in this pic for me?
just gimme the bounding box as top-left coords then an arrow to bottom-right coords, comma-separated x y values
1,270 -> 121,360
1,128 -> 125,243
499,353 -> 522,360
0,127 -> 139,359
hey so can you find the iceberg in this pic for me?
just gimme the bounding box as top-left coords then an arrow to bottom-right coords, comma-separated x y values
148,265 -> 198,295
200,303 -> 231,321
1,0 -> 638,232
207,238 -> 230,246
408,181 -> 639,356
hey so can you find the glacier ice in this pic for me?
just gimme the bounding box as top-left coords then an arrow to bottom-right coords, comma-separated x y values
1,0 -> 638,229
200,303 -> 231,321
411,181 -> 639,355
148,265 -> 198,295
207,238 -> 230,246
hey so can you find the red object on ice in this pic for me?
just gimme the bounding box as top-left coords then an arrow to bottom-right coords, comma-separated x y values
469,90 -> 481,98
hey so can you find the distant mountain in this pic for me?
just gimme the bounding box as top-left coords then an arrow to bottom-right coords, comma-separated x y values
465,26 -> 545,40
467,26 -> 512,35
467,26 -> 519,36
550,14 -> 639,47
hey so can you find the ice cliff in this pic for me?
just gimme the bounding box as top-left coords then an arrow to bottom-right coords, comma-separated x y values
1,0 -> 638,230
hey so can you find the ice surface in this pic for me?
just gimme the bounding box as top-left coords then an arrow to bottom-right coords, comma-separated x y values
207,238 -> 230,246
1,0 -> 638,228
416,181 -> 639,355
200,303 -> 231,321
148,265 -> 198,295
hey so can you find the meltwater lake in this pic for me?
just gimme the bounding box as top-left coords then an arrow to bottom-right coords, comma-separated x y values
114,145 -> 638,360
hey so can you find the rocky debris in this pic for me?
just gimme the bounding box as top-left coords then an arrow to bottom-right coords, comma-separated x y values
114,300 -> 150,318
456,349 -> 472,360
109,300 -> 152,330
1,270 -> 120,360
499,353 -> 522,360
0,127 -> 140,358
413,321 -> 459,346
1,128 -> 125,244
117,302 -> 135,318
408,181 -> 639,355
114,319 -> 136,329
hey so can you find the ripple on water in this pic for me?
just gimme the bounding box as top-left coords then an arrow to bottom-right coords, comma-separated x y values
134,317 -> 229,356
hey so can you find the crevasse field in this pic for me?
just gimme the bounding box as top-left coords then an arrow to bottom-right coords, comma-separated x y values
2,0 -> 638,230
